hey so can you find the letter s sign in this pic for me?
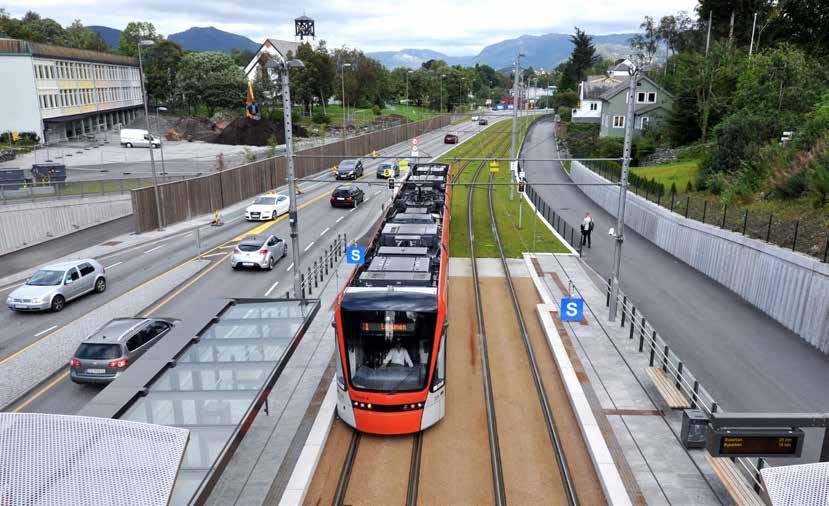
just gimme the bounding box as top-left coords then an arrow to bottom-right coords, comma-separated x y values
560,298 -> 584,322
346,246 -> 365,265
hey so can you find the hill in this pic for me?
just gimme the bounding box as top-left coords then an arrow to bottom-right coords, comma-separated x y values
87,25 -> 121,49
168,26 -> 259,53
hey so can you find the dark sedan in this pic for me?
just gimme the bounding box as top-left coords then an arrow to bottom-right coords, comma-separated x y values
331,185 -> 365,208
444,134 -> 459,144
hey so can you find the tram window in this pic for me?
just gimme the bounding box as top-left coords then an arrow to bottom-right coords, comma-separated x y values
341,310 -> 437,392
432,328 -> 446,391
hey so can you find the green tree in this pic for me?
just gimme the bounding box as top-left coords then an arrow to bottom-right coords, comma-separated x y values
291,41 -> 336,114
230,48 -> 256,67
65,20 -> 107,51
560,28 -> 599,91
119,21 -> 161,57
695,0 -> 774,48
176,51 -> 246,115
629,16 -> 660,61
144,40 -> 183,105
766,1 -> 829,55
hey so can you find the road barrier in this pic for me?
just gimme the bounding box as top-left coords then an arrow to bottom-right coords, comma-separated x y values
130,115 -> 451,232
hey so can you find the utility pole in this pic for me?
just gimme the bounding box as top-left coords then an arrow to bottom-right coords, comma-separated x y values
510,50 -> 522,201
137,39 -> 164,230
340,62 -> 351,140
705,10 -> 712,56
267,57 -> 305,298
749,12 -> 758,56
609,64 -> 639,322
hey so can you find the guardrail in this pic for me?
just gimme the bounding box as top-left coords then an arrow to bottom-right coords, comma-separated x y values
0,176 -> 190,204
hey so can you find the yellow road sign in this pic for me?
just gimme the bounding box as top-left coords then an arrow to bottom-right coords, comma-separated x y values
489,160 -> 500,173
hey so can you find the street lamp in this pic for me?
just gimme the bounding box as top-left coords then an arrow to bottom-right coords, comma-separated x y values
155,106 -> 168,175
439,74 -> 446,113
340,62 -> 351,139
265,57 -> 306,298
405,70 -> 413,114
137,38 -> 164,230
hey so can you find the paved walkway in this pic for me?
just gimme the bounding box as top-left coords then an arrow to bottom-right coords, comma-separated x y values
529,253 -> 732,505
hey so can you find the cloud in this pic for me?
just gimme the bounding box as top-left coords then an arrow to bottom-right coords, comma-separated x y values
6,0 -> 698,55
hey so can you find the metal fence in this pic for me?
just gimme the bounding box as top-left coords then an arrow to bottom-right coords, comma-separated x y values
0,176 -> 190,204
525,183 -> 584,255
130,115 -> 451,232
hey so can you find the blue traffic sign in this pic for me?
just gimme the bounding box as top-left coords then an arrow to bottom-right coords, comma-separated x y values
560,298 -> 584,321
346,246 -> 365,265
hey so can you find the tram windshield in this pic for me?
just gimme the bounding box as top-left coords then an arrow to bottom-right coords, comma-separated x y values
341,310 -> 436,392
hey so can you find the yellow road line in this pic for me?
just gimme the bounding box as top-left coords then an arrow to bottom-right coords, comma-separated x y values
142,252 -> 231,316
12,370 -> 70,413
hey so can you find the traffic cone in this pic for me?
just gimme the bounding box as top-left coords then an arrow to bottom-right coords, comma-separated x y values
211,209 -> 223,226
296,182 -> 303,195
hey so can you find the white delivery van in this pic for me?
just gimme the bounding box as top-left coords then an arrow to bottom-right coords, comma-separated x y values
120,129 -> 160,148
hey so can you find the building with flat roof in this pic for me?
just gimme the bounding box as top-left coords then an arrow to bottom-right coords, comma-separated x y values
0,38 -> 144,143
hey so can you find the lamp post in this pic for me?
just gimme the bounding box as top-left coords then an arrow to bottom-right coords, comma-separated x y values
405,70 -> 413,113
340,62 -> 351,140
155,106 -> 168,175
266,57 -> 306,298
137,38 -> 164,230
439,74 -> 446,113
609,62 -> 641,321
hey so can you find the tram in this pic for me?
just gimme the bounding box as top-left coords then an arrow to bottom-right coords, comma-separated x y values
333,163 -> 450,434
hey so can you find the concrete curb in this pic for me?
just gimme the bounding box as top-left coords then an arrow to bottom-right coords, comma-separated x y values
523,253 -> 632,505
521,191 -> 579,256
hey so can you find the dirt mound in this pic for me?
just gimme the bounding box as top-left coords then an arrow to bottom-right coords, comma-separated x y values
214,117 -> 308,146
170,117 -> 218,142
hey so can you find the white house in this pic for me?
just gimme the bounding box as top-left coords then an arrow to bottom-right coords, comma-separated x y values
0,38 -> 143,143
570,59 -> 634,124
243,39 -> 301,80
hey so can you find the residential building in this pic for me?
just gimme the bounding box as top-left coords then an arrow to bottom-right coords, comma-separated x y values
597,75 -> 673,138
571,74 -> 625,124
0,38 -> 144,143
243,39 -> 301,80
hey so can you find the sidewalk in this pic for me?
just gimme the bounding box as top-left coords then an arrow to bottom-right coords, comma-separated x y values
527,253 -> 730,505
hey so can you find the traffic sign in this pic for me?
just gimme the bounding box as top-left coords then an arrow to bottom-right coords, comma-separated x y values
346,246 -> 365,265
399,159 -> 410,171
489,160 -> 500,173
412,137 -> 419,146
560,298 -> 584,321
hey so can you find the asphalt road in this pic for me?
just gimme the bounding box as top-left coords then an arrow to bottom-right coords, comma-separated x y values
522,116 -> 829,412
7,115 -> 500,415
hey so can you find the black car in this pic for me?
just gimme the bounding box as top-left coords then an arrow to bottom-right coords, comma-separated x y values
478,118 -> 488,125
336,159 -> 364,180
444,134 -> 459,144
331,184 -> 365,208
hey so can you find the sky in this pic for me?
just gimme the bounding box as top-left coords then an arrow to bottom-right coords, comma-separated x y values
6,0 -> 699,55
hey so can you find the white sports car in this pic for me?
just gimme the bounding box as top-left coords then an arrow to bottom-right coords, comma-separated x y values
245,194 -> 289,221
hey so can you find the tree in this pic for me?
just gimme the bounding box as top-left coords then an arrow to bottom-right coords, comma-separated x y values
144,40 -> 183,105
658,11 -> 699,54
766,1 -> 829,56
65,20 -> 107,52
291,41 -> 336,114
629,16 -> 660,62
561,28 -> 600,90
176,51 -> 246,115
695,0 -> 774,48
119,21 -> 161,57
230,48 -> 256,67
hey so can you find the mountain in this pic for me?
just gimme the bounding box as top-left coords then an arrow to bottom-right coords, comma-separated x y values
88,26 -> 121,49
368,32 -> 638,70
168,26 -> 260,53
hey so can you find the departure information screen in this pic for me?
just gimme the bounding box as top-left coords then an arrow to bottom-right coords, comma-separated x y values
719,435 -> 800,455
361,322 -> 416,334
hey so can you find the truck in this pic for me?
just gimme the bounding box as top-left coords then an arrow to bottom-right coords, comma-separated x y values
120,129 -> 160,148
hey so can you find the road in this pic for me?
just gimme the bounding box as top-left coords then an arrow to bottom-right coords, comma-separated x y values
521,116 -> 829,412
5,115 -> 500,415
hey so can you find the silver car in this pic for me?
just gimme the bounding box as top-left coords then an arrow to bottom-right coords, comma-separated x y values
230,235 -> 287,270
70,317 -> 175,384
7,259 -> 106,312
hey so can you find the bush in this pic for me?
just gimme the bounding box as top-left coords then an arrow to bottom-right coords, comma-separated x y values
243,147 -> 256,164
0,131 -> 40,144
557,106 -> 572,122
312,111 -> 331,124
686,180 -> 694,193
372,104 -> 382,116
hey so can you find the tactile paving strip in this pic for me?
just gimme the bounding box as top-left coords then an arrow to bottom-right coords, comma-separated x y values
0,412 -> 188,506
761,462 -> 829,506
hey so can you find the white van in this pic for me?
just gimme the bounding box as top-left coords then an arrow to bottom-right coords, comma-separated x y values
120,129 -> 160,148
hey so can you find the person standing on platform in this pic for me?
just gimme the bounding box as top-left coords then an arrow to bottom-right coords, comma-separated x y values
580,212 -> 594,248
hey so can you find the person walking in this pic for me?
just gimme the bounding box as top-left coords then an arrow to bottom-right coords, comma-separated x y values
580,212 -> 594,248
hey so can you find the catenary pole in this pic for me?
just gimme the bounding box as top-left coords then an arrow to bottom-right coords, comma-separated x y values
609,64 -> 638,321
137,40 -> 164,230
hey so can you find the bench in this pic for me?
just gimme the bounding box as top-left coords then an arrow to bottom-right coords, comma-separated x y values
705,455 -> 765,506
644,367 -> 690,409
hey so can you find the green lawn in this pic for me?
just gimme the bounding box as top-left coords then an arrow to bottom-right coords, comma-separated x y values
632,159 -> 700,193
298,104 -> 438,131
441,115 -> 569,258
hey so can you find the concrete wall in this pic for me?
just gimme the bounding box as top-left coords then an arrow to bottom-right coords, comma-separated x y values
569,161 -> 829,352
0,54 -> 43,139
0,194 -> 132,256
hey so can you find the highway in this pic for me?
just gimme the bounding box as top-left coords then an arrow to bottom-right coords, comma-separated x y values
4,115 -> 499,415
521,116 -> 829,412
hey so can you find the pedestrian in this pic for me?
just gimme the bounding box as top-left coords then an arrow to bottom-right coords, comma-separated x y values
580,212 -> 594,248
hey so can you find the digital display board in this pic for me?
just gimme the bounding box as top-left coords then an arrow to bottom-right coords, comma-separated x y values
361,322 -> 416,334
706,427 -> 804,458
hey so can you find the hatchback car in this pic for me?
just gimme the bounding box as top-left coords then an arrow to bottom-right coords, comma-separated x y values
330,185 -> 365,208
376,161 -> 400,179
69,317 -> 175,384
444,133 -> 459,144
231,235 -> 287,270
245,194 -> 289,221
478,118 -> 488,125
336,159 -> 364,180
7,259 -> 106,312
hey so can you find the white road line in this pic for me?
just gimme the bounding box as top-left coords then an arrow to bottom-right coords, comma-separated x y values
0,283 -> 23,294
34,325 -> 57,337
304,242 -> 314,252
320,227 -> 330,237
264,280 -> 280,297
287,263 -> 294,272
144,245 -> 164,254
226,216 -> 243,224
183,233 -> 193,238
105,261 -> 123,269
336,216 -> 344,223
374,190 -> 381,195
349,207 -> 356,213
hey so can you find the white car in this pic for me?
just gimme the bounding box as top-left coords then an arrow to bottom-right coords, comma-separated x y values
245,194 -> 289,221
471,116 -> 479,121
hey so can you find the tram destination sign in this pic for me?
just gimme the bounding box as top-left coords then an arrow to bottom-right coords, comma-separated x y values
705,427 -> 804,458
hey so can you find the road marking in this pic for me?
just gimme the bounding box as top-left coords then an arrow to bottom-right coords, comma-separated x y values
12,370 -> 69,413
287,263 -> 294,272
264,280 -> 280,297
374,190 -> 381,195
304,242 -> 314,252
0,282 -> 24,294
143,252 -> 230,316
34,325 -> 57,337
105,261 -> 123,269
320,227 -> 330,237
336,216 -> 344,223
183,233 -> 193,238
350,207 -> 356,213
145,245 -> 164,254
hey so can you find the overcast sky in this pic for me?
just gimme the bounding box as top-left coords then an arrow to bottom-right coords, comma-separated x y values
7,0 -> 698,55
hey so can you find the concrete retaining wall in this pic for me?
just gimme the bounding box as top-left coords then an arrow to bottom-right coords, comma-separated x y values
0,194 -> 132,256
569,161 -> 829,352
